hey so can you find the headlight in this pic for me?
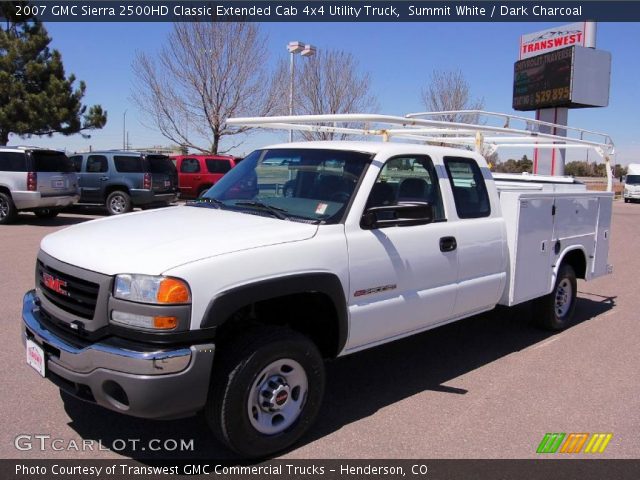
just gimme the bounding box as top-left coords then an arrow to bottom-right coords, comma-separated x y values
114,274 -> 191,304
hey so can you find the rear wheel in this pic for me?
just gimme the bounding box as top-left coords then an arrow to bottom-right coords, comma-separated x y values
34,208 -> 60,219
0,192 -> 17,225
533,264 -> 577,330
205,327 -> 325,458
106,191 -> 132,215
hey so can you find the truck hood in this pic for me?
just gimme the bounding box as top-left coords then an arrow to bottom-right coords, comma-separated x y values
40,206 -> 318,275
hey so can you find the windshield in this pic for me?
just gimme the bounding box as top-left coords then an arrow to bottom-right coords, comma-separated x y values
626,175 -> 640,185
196,148 -> 371,223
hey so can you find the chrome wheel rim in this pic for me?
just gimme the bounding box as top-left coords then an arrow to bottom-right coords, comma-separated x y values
0,198 -> 8,218
248,358 -> 308,435
109,195 -> 126,213
555,278 -> 573,318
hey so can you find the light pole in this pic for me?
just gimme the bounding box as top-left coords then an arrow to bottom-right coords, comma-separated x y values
287,41 -> 316,142
122,109 -> 127,150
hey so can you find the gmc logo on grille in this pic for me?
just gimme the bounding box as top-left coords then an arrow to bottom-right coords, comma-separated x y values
43,272 -> 69,296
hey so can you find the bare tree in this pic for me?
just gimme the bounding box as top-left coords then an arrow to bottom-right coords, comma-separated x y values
278,49 -> 378,140
420,69 -> 484,124
132,22 -> 278,154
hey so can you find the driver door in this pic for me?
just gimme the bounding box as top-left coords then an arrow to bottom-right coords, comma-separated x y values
345,155 -> 459,351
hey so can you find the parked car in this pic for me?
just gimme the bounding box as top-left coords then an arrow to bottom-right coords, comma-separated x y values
172,154 -> 241,198
623,163 -> 640,203
68,151 -> 178,215
0,146 -> 79,224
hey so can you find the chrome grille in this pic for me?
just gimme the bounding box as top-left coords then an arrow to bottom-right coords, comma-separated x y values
37,260 -> 99,319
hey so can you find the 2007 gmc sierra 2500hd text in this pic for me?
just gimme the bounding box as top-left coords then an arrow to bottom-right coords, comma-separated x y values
22,113 -> 614,457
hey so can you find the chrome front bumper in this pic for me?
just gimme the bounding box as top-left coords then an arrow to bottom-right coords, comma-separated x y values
22,290 -> 215,419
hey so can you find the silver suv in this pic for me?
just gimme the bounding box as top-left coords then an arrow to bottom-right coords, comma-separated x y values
0,147 -> 79,224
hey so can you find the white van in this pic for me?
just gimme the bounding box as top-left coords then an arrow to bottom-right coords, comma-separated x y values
624,163 -> 640,203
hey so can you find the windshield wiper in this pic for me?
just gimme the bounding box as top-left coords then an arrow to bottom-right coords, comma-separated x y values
234,201 -> 291,220
186,197 -> 225,209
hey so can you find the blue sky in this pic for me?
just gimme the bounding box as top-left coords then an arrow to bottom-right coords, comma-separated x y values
11,20 -> 640,165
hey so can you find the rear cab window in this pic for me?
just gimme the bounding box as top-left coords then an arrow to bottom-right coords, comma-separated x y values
444,157 -> 490,219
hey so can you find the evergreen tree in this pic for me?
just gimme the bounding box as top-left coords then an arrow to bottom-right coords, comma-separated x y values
0,2 -> 106,145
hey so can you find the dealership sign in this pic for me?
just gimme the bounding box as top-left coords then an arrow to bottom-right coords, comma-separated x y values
519,22 -> 593,60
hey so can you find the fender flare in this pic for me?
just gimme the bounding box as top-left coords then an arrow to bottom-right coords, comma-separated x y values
201,272 -> 348,354
551,246 -> 588,290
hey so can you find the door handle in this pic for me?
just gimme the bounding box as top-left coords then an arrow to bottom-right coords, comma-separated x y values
100,177 -> 108,181
440,236 -> 457,252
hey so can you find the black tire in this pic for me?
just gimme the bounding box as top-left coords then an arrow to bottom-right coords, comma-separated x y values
533,264 -> 577,331
198,186 -> 212,198
0,192 -> 17,225
106,191 -> 132,215
34,208 -> 60,219
624,198 -> 629,203
205,327 -> 325,458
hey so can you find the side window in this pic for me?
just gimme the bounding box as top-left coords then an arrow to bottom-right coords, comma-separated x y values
114,156 -> 144,173
0,152 -> 27,172
366,155 -> 445,221
180,158 -> 200,173
69,155 -> 82,172
86,155 -> 108,173
205,159 -> 231,174
444,157 -> 490,219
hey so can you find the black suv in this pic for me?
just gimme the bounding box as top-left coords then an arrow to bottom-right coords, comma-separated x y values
69,151 -> 178,215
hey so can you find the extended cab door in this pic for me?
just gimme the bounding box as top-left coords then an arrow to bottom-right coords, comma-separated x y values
345,155 -> 459,351
443,156 -> 507,317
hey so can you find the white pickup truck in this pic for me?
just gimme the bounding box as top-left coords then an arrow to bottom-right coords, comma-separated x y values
22,113 -> 614,457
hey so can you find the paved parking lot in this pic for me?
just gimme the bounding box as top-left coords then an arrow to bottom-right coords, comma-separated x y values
0,202 -> 638,459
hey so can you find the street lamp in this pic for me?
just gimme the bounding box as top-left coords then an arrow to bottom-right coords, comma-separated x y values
287,41 -> 316,142
122,109 -> 128,150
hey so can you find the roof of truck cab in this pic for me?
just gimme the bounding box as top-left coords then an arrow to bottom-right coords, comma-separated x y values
260,140 -> 483,158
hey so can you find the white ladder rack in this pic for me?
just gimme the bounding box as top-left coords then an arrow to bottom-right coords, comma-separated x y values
226,111 -> 616,191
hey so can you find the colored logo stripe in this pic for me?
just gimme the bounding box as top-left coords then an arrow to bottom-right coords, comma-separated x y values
537,433 -> 613,454
560,433 -> 589,453
584,433 -> 613,453
537,433 -> 565,453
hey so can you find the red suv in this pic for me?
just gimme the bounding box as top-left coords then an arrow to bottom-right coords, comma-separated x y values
172,155 -> 241,198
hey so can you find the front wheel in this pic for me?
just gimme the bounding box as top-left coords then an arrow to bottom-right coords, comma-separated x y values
106,191 -> 132,215
625,198 -> 630,203
205,327 -> 325,458
533,264 -> 577,330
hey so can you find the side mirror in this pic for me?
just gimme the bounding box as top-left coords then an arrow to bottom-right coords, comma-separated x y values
361,202 -> 434,229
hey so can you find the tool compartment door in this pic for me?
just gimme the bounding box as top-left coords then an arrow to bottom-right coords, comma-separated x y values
505,194 -> 555,305
592,194 -> 613,278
